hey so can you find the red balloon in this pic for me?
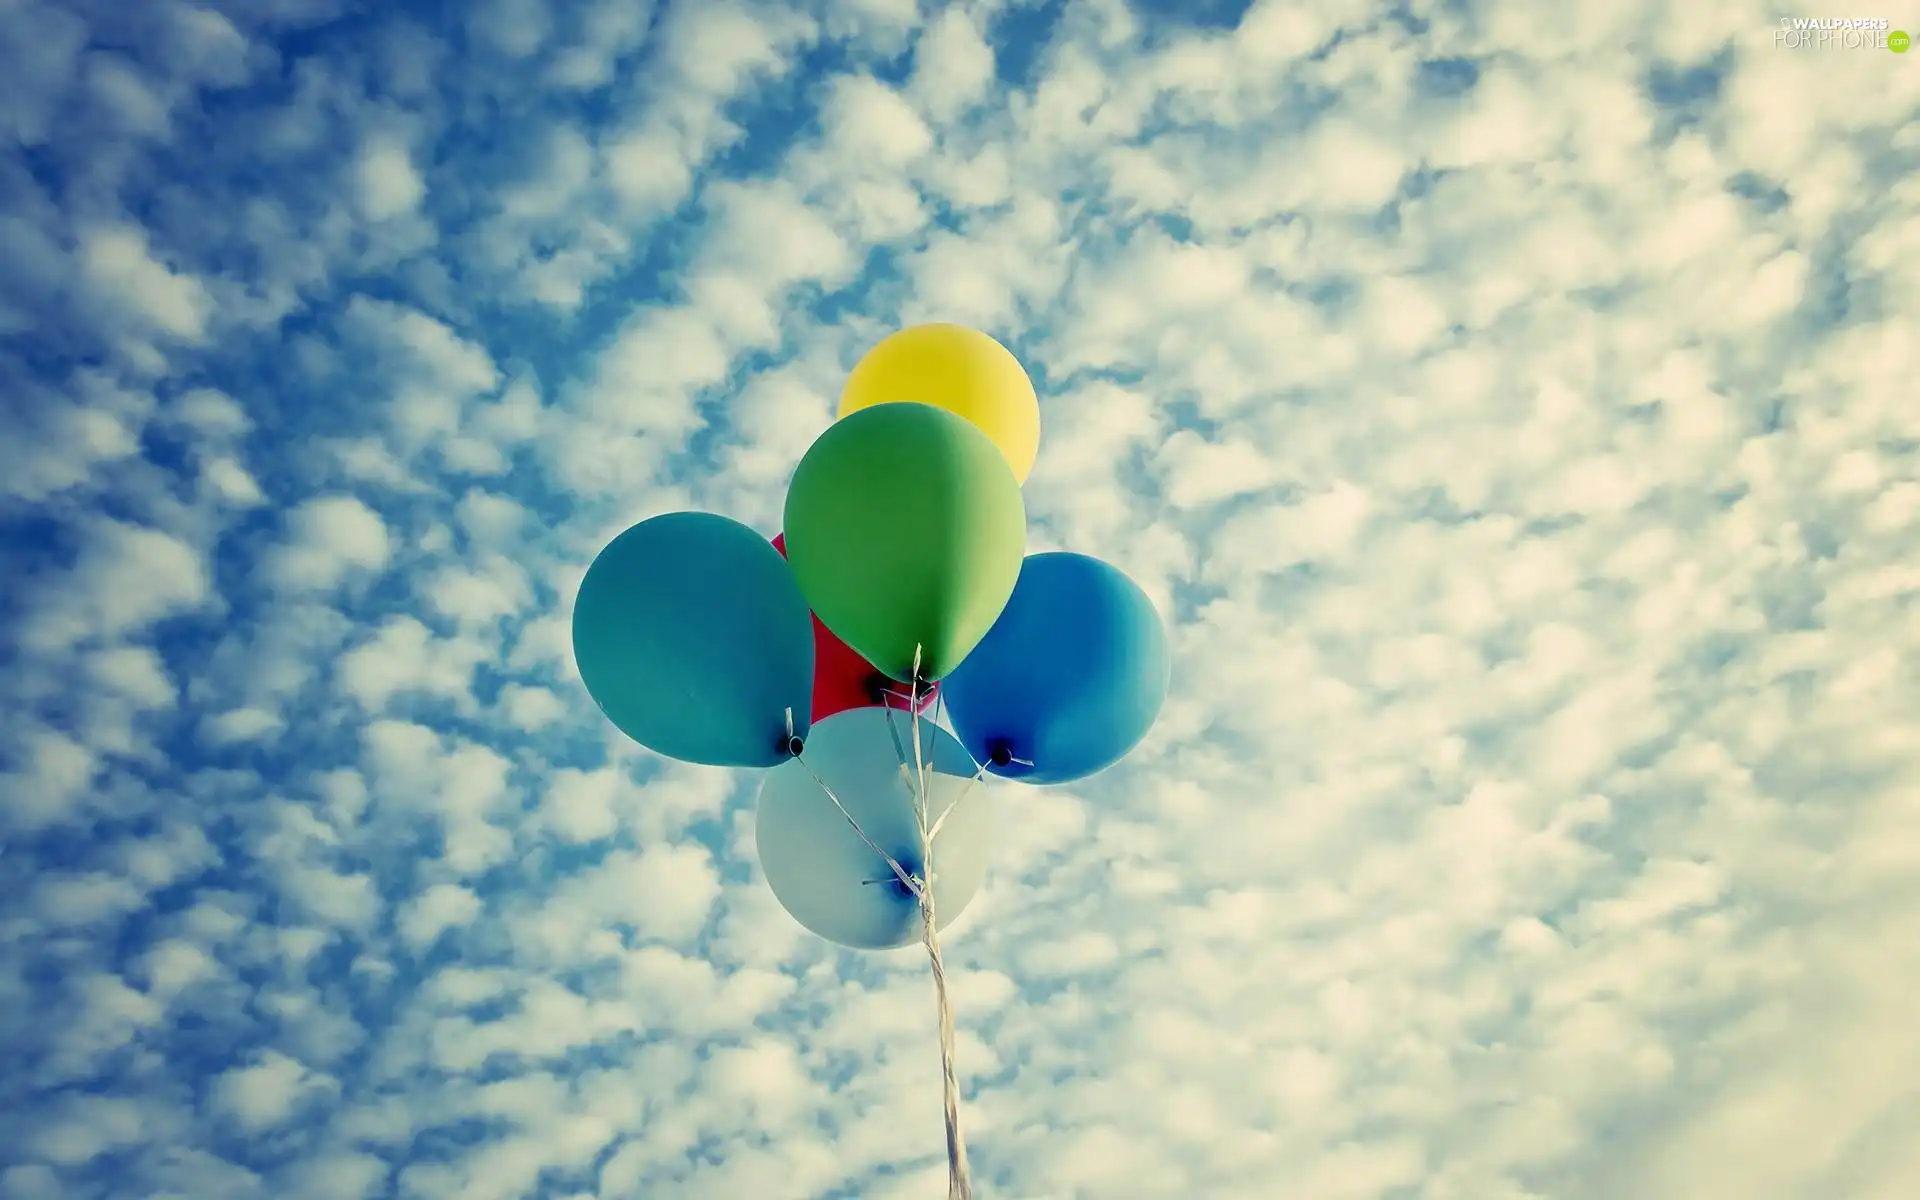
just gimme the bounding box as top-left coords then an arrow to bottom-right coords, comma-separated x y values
773,533 -> 939,723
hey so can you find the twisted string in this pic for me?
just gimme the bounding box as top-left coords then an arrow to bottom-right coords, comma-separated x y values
907,654 -> 972,1200
918,868 -> 970,1200
867,668 -> 983,1190
791,731 -> 972,1192
792,679 -> 975,1198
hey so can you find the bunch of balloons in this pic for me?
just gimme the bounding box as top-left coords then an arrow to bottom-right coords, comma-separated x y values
572,322 -> 1170,949
572,322 -> 1169,1197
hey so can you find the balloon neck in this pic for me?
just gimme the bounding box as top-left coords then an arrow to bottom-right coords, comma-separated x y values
781,735 -> 805,758
872,673 -> 935,708
987,741 -> 1015,768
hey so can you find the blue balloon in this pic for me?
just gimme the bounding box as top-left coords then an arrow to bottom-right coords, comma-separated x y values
571,512 -> 814,768
756,707 -> 995,951
942,552 -> 1169,785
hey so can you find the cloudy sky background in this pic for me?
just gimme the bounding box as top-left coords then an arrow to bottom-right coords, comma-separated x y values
3,0 -> 1917,1196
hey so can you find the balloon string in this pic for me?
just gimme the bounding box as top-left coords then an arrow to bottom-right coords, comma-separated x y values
908,653 -> 973,1200
789,754 -> 918,897
883,706 -> 916,802
921,684 -> 989,844
920,877 -> 971,1200
910,647 -> 931,829
878,698 -> 986,855
927,762 -> 989,845
794,731 -> 965,1200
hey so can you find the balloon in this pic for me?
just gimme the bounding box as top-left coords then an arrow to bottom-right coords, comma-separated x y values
755,706 -> 994,951
942,552 -> 1169,785
772,533 -> 937,723
783,402 -> 1026,683
571,512 -> 813,768
839,323 -> 1041,484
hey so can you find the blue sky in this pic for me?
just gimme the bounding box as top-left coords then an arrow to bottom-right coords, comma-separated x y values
3,0 -> 1917,1197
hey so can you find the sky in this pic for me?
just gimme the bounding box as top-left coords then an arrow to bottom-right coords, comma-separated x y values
1,0 -> 1916,1197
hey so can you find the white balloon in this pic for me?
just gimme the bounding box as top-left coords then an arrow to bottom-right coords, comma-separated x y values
755,706 -> 995,951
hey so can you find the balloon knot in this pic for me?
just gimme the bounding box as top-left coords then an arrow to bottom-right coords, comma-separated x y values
782,735 -> 805,758
987,741 -> 1014,768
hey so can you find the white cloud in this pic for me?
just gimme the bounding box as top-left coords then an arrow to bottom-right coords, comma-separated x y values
37,1094 -> 151,1167
545,0 -> 658,90
359,720 -> 518,875
278,866 -> 382,930
38,971 -> 164,1087
398,883 -> 483,950
419,555 -> 532,628
198,455 -> 267,506
0,378 -> 146,502
293,1150 -> 391,1200
84,51 -> 173,139
513,842 -> 723,957
601,122 -> 697,213
342,296 -> 499,397
79,225 -> 213,343
212,1050 -> 339,1133
495,682 -> 565,730
1156,428 -> 1285,510
470,0 -> 550,58
164,5 -> 254,89
31,871 -> 147,931
0,726 -> 100,833
136,938 -> 223,1001
911,9 -> 995,121
355,137 -> 426,219
540,766 -> 623,844
336,615 -> 488,711
262,495 -> 392,592
18,518 -> 212,652
820,74 -> 933,165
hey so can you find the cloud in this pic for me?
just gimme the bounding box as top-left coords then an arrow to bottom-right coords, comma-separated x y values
470,0 -> 551,59
213,1050 -> 341,1133
16,517 -> 212,653
354,136 -> 426,219
819,74 -> 933,165
2,0 -> 1916,1197
262,495 -> 392,593
398,883 -> 484,950
79,226 -> 214,342
910,8 -> 995,121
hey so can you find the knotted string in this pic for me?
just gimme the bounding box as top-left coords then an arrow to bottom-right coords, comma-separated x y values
798,651 -> 978,1200
907,652 -> 972,1200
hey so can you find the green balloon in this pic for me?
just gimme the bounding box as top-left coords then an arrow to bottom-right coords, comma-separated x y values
783,402 -> 1026,682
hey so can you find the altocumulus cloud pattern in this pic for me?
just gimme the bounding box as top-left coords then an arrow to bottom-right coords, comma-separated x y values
2,0 -> 1916,1197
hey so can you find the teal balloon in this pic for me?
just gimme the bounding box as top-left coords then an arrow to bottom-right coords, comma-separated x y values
755,707 -> 995,950
571,511 -> 814,768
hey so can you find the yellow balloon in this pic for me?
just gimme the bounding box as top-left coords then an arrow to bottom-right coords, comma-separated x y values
838,323 -> 1040,483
